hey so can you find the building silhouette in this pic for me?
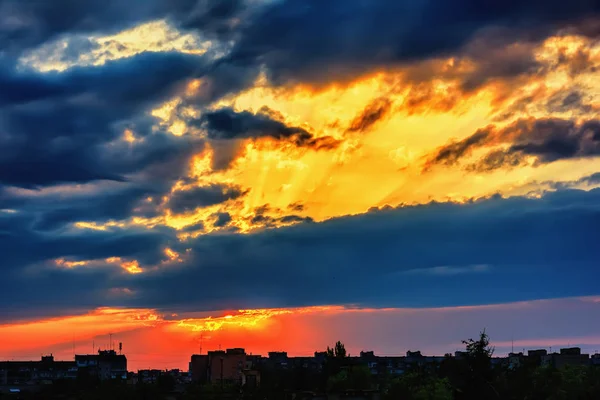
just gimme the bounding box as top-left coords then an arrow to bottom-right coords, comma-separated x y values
0,355 -> 77,385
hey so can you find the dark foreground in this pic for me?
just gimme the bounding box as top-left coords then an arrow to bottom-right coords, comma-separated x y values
3,333 -> 600,399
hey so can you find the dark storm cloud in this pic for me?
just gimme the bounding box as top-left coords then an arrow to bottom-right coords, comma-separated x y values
3,0 -> 597,122
2,0 -> 600,322
246,203 -> 312,228
578,172 -> 600,186
2,0 -> 598,102
476,119 -> 600,171
198,107 -> 341,149
456,38 -> 544,93
181,221 -> 205,232
0,183 -> 165,231
249,212 -> 312,227
1,51 -> 203,112
346,98 -> 392,133
179,60 -> 262,109
0,51 -> 206,187
0,0 -> 237,53
226,0 -> 600,86
424,130 -> 490,169
0,128 -> 205,189
0,60 -> 65,106
0,223 -> 180,322
212,212 -> 232,227
99,129 -> 206,180
0,215 -> 175,272
167,183 -> 247,214
279,215 -> 313,224
177,0 -> 248,40
546,89 -> 597,114
466,150 -> 528,173
0,50 -> 207,236
2,187 -> 600,320
287,202 -> 304,212
539,171 -> 600,191
426,118 -> 600,172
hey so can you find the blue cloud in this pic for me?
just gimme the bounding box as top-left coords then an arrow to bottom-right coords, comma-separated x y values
1,0 -> 599,325
2,187 -> 599,320
426,118 -> 600,173
168,183 -> 247,214
227,0 -> 600,86
0,51 -> 206,187
0,0 -> 211,53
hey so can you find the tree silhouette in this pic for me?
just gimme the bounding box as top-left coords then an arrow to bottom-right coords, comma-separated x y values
462,329 -> 494,360
460,329 -> 499,399
326,341 -> 347,358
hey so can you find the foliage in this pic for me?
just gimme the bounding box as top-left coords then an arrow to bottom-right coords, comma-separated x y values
385,372 -> 453,400
326,341 -> 348,358
326,364 -> 372,392
155,373 -> 176,394
13,335 -> 600,399
456,330 -> 499,399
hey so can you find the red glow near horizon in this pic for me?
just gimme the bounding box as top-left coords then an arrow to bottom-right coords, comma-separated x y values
2,298 -> 600,370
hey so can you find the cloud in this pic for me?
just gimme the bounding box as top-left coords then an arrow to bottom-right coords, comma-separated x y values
466,150 -> 528,173
403,264 -> 491,276
424,130 -> 490,169
212,212 -> 232,227
577,172 -> 600,186
0,0 -> 237,53
556,45 -> 598,78
249,212 -> 313,228
180,60 -> 263,108
346,97 -> 392,133
3,0 -> 598,105
426,117 -> 600,172
244,204 -> 314,229
0,182 -> 165,231
0,51 -> 206,187
2,188 -> 600,320
395,34 -> 598,117
192,107 -> 340,169
0,219 -> 175,272
546,89 -> 597,114
226,0 -> 600,87
456,38 -> 543,93
1,0 -> 600,333
168,183 -> 247,213
177,0 -> 248,41
200,107 -> 339,148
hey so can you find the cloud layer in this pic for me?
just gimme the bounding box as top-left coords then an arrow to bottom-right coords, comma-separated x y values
1,0 -> 600,331
3,187 -> 600,321
426,118 -> 600,172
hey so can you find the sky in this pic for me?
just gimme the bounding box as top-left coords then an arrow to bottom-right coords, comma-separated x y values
1,0 -> 600,370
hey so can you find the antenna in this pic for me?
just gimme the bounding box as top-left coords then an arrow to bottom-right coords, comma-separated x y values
109,333 -> 113,351
199,333 -> 204,355
93,340 -> 95,354
119,342 -> 122,355
511,338 -> 514,354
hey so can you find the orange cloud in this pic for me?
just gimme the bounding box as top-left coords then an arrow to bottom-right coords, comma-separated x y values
0,308 -> 161,356
3,297 -> 600,370
56,31 -> 600,262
